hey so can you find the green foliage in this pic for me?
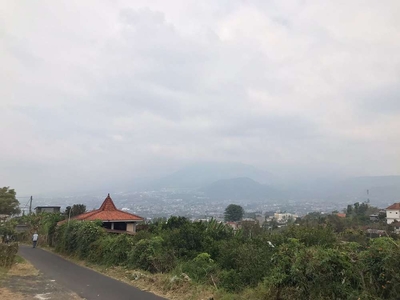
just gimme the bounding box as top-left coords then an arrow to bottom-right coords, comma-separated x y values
180,253 -> 218,283
0,243 -> 18,267
0,219 -> 18,242
88,234 -> 135,266
218,239 -> 274,291
161,220 -> 208,259
50,206 -> 400,299
128,236 -> 174,273
0,187 -> 20,215
55,220 -> 105,258
224,204 -> 244,222
360,238 -> 400,299
65,204 -> 86,218
282,224 -> 337,247
346,202 -> 376,225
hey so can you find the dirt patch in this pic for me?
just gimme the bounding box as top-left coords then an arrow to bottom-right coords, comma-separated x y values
0,256 -> 83,300
8,258 -> 39,277
0,287 -> 25,300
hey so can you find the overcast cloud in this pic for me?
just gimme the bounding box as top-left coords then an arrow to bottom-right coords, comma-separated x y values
1,0 -> 400,195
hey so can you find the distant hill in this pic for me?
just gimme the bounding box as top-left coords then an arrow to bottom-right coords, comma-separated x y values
147,162 -> 273,190
280,175 -> 400,204
199,176 -> 400,206
199,177 -> 279,200
334,175 -> 400,203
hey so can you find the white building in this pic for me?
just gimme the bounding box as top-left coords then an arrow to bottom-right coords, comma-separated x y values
274,212 -> 298,223
386,203 -> 400,224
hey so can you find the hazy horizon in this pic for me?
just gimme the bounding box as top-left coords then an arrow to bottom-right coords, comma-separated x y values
1,1 -> 400,196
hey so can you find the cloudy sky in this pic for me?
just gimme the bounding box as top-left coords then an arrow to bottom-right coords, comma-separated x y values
1,0 -> 400,195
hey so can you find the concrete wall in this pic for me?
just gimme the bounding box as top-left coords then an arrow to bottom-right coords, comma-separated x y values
126,223 -> 136,233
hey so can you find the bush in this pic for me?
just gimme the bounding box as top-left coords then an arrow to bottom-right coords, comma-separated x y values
0,242 -> 18,268
128,236 -> 175,273
88,234 -> 135,266
54,221 -> 105,259
181,253 -> 218,284
219,269 -> 243,292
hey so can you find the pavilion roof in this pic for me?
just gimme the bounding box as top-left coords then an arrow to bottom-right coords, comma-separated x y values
60,194 -> 144,223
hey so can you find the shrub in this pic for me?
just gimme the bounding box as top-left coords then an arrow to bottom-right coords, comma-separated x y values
0,242 -> 18,268
181,253 -> 218,284
128,236 -> 175,273
54,220 -> 105,259
88,234 -> 135,266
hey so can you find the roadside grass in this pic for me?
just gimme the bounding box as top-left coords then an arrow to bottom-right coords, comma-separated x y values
7,255 -> 39,277
0,255 -> 25,279
0,255 -> 37,299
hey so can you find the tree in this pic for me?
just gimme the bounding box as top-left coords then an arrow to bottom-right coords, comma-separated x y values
224,204 -> 244,222
65,204 -> 86,218
0,187 -> 20,215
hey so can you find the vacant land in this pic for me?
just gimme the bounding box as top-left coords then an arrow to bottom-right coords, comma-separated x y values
0,255 -> 82,300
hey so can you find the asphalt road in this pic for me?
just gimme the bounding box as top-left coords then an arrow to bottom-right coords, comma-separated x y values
18,245 -> 165,300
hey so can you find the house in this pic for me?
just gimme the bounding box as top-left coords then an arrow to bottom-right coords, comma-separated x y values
386,203 -> 400,224
225,221 -> 240,230
59,194 -> 144,234
369,214 -> 379,222
274,212 -> 298,223
35,206 -> 61,214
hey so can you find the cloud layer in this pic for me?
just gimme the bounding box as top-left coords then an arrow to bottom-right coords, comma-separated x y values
1,0 -> 400,195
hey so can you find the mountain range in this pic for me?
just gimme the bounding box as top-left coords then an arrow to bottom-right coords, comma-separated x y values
143,163 -> 399,204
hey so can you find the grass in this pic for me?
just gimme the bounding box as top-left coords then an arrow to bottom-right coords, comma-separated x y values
0,255 -> 36,299
7,255 -> 38,277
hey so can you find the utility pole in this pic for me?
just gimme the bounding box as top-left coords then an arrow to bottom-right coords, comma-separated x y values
29,196 -> 33,214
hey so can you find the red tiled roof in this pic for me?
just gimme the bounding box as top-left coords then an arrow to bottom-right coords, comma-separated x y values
336,213 -> 346,218
386,203 -> 400,210
59,194 -> 144,224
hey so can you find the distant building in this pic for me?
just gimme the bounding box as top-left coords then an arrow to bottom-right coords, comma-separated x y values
274,212 -> 298,223
336,213 -> 346,218
58,194 -> 144,234
386,203 -> 400,224
15,224 -> 29,232
35,206 -> 61,214
255,214 -> 265,226
225,221 -> 240,230
369,214 -> 379,222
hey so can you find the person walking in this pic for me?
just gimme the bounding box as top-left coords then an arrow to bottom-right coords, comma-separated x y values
32,232 -> 38,248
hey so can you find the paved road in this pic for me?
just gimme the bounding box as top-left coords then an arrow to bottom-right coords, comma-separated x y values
19,245 -> 165,300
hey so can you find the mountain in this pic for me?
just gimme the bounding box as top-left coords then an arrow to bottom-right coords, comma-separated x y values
199,176 -> 400,203
334,176 -> 400,203
147,162 -> 273,190
279,175 -> 400,204
199,177 -> 279,200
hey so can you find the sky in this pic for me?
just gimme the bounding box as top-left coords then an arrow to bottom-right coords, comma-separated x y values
1,0 -> 400,195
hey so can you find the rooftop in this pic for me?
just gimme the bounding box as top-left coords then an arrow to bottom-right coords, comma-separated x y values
35,206 -> 61,209
386,203 -> 400,210
61,194 -> 144,223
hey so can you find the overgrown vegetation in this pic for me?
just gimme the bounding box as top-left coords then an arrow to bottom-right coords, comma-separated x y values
50,212 -> 400,300
0,187 -> 20,216
4,195 -> 399,299
0,243 -> 18,268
